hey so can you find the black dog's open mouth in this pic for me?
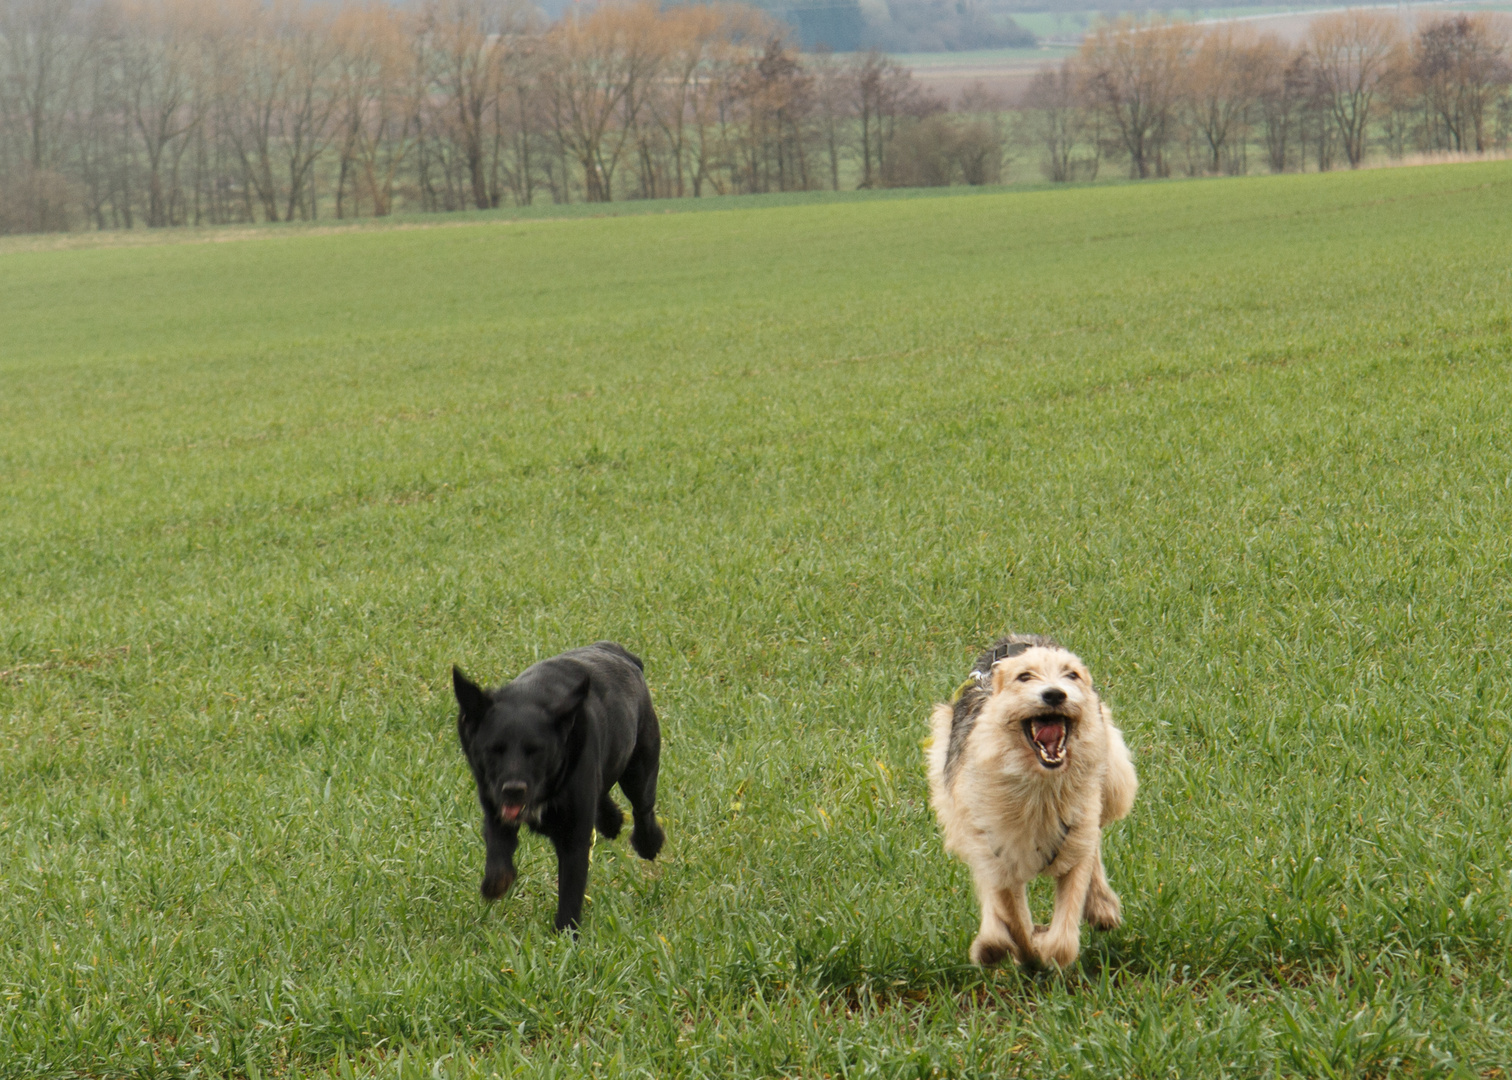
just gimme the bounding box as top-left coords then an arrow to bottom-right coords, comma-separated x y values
1022,716 -> 1071,769
500,803 -> 526,825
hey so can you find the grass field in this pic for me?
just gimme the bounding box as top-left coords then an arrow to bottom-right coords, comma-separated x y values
3,161 -> 1512,1078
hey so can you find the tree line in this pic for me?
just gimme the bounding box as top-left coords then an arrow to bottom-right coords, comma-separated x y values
1,1 -> 1509,235
1029,10 -> 1512,182
0,0 -> 953,232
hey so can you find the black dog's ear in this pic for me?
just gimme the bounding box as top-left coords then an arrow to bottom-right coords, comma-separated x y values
549,670 -> 591,733
453,666 -> 492,739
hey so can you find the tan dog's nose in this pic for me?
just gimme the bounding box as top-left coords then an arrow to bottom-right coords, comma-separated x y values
1041,687 -> 1066,706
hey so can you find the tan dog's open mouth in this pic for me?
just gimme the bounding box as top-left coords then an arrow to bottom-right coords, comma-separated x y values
1022,716 -> 1070,768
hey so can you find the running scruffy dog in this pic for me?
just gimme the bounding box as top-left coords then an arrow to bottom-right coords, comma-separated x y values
926,635 -> 1136,969
453,642 -> 665,932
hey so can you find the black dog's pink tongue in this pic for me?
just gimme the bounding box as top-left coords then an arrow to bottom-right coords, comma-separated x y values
1034,721 -> 1064,748
501,805 -> 523,823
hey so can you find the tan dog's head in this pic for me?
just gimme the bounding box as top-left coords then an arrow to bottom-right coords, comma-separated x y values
989,645 -> 1099,772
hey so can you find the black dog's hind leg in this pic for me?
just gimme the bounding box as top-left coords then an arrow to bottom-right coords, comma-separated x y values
551,824 -> 595,932
619,741 -> 665,861
596,793 -> 624,839
480,813 -> 519,900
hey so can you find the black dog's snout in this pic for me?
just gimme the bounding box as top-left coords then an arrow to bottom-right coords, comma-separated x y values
500,781 -> 528,803
1040,687 -> 1067,707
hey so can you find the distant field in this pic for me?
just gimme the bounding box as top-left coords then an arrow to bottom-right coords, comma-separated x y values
1007,2 -> 1512,39
4,162 -> 1512,1077
895,46 -> 1076,101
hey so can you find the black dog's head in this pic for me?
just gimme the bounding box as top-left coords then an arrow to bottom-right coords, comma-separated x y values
453,664 -> 588,827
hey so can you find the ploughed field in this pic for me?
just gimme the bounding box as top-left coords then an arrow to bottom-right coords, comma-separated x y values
3,163 -> 1511,1078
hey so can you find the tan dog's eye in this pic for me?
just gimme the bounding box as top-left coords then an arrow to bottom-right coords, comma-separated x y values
1065,671 -> 1079,681
1016,671 -> 1034,682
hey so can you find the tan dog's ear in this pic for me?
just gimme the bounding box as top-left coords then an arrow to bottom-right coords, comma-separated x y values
991,663 -> 1009,695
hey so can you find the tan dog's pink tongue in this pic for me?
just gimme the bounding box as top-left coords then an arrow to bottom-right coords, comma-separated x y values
1033,722 -> 1064,747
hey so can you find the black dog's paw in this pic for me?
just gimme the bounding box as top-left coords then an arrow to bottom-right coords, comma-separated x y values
481,868 -> 517,900
630,818 -> 665,861
597,795 -> 624,840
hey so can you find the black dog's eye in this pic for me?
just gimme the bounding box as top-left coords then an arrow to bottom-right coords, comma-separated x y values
522,744 -> 541,756
1016,671 -> 1034,682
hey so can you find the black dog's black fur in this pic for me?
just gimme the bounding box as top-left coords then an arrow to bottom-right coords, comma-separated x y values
453,641 -> 665,931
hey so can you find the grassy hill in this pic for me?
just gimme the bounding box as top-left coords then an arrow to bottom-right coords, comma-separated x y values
3,162 -> 1511,1078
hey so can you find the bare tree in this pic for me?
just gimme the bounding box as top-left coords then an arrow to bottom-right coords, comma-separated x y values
539,1 -> 662,202
0,0 -> 85,172
1021,60 -> 1099,182
953,81 -> 1005,185
1256,36 -> 1309,173
806,46 -> 851,192
66,3 -> 132,229
423,0 -> 532,210
1184,24 -> 1265,175
1081,19 -> 1193,179
729,35 -> 818,194
492,30 -> 548,206
333,3 -> 424,218
0,0 -> 89,231
118,0 -> 206,227
849,49 -> 923,187
682,7 -> 771,197
1414,14 -> 1511,154
1309,10 -> 1403,168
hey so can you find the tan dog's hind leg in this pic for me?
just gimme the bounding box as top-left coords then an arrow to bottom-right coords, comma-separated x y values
1083,849 -> 1122,930
1036,856 -> 1093,969
968,876 -> 1017,966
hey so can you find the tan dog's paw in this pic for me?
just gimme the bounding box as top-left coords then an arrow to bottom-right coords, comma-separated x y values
1083,887 -> 1122,931
969,931 -> 1017,967
1033,931 -> 1081,970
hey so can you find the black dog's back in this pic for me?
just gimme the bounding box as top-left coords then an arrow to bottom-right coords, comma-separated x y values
588,640 -> 643,672
453,641 -> 664,931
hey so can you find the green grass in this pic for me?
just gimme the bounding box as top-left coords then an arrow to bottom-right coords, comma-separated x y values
3,160 -> 1511,1078
1,185 -> 1092,250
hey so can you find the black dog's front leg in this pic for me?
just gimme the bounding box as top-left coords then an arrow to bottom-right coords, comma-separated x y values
480,812 -> 519,900
550,826 -> 594,932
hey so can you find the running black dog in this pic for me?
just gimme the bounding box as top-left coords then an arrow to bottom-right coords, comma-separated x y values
452,641 -> 665,931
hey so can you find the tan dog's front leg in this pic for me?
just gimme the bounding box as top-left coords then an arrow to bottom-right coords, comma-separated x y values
969,875 -> 1017,966
1036,856 -> 1093,969
995,882 -> 1038,966
1083,848 -> 1122,930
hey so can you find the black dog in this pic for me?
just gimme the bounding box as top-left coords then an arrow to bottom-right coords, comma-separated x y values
452,641 -> 665,931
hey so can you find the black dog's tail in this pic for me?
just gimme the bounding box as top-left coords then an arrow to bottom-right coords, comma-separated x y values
592,641 -> 644,671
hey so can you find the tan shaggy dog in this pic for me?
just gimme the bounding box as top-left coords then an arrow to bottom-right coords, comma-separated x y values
927,635 -> 1137,969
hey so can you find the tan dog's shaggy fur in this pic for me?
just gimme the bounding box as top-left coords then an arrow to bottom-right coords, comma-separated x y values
927,636 -> 1136,969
